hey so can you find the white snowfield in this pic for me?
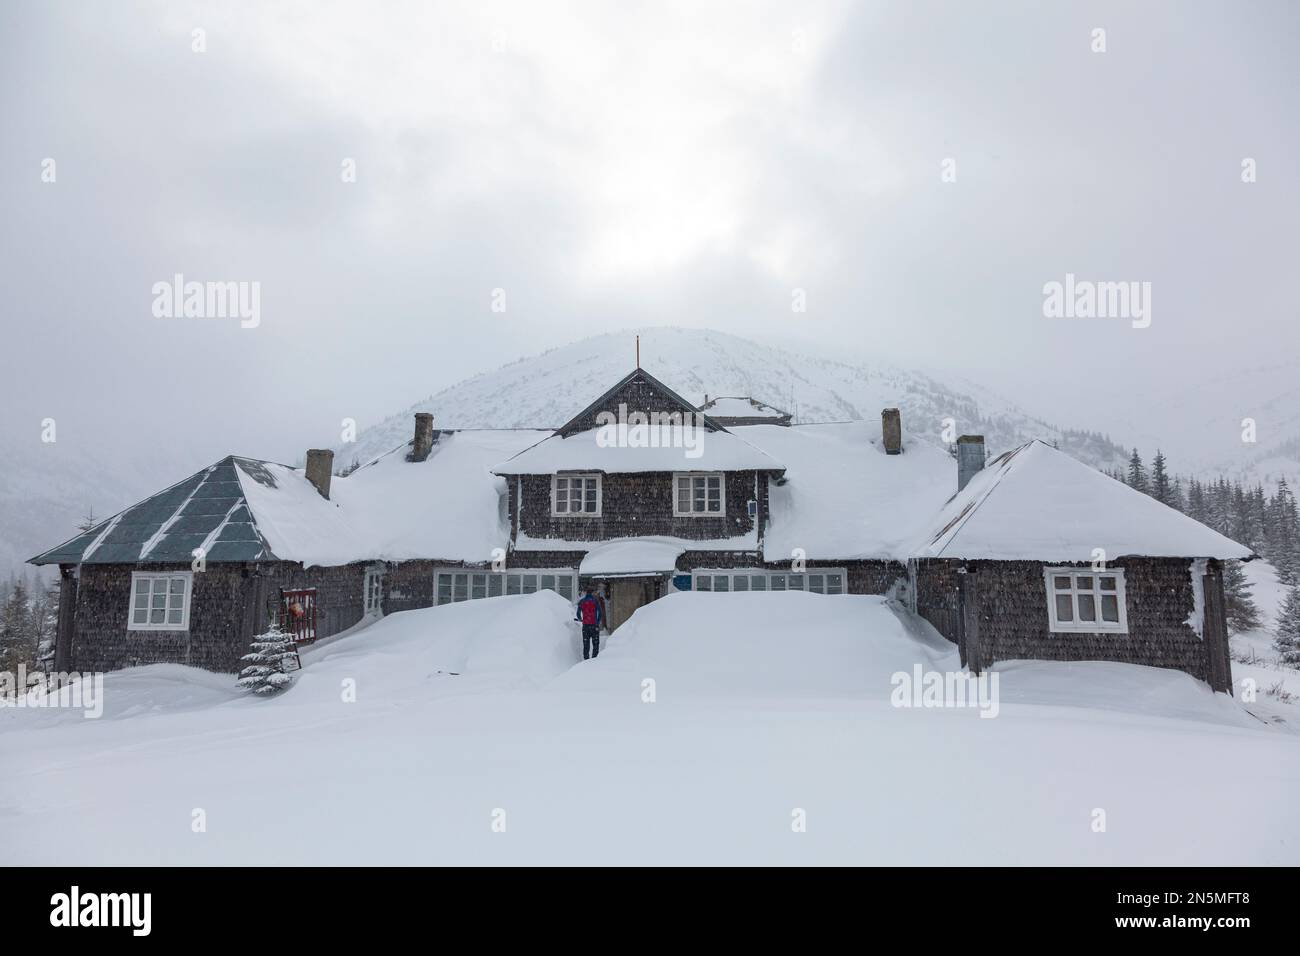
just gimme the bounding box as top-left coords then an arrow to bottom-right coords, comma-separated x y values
3,592 -> 1297,866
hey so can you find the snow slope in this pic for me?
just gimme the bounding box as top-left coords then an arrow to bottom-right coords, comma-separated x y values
3,591 -> 1296,865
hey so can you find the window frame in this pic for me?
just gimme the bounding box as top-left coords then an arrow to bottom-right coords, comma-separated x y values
127,571 -> 193,631
673,472 -> 726,517
552,473 -> 602,517
1043,567 -> 1128,634
434,568 -> 579,606
363,566 -> 384,617
690,568 -> 847,595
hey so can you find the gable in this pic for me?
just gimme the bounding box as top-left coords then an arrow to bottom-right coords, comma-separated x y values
556,368 -> 727,437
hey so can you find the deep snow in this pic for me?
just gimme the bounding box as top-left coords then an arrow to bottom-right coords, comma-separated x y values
2,591 -> 1297,866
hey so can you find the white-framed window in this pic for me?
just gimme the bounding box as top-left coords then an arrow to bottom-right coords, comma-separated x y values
674,473 -> 725,516
553,474 -> 601,516
691,568 -> 846,595
434,568 -> 578,606
128,571 -> 193,631
1044,567 -> 1128,633
364,567 -> 384,616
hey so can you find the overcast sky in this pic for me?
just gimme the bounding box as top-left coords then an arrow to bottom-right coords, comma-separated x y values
2,0 -> 1297,471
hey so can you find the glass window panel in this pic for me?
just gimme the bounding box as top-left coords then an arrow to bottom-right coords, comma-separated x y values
1101,595 -> 1120,622
1099,576 -> 1117,591
808,574 -> 824,593
827,573 -> 843,594
558,577 -> 573,599
1053,576 -> 1072,590
150,608 -> 165,624
696,576 -> 711,591
770,574 -> 786,590
167,608 -> 182,624
506,575 -> 521,595
152,591 -> 167,609
135,589 -> 149,609
471,574 -> 487,599
1078,594 -> 1097,621
1055,594 -> 1073,621
1076,576 -> 1094,590
488,575 -> 503,597
133,608 -> 147,624
541,574 -> 556,592
751,575 -> 767,590
789,575 -> 805,590
522,575 -> 537,594
714,576 -> 729,591
733,576 -> 748,591
453,574 -> 468,601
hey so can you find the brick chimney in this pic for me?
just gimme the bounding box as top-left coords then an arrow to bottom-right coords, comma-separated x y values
957,435 -> 986,492
305,449 -> 334,499
881,408 -> 902,455
409,412 -> 436,462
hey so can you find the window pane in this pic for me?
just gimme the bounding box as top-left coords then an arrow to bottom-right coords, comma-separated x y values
827,573 -> 843,594
788,575 -> 804,590
714,575 -> 729,592
471,574 -> 487,599
522,574 -> 537,594
487,575 -> 503,596
167,608 -> 182,625
809,574 -> 824,593
696,576 -> 711,591
1078,593 -> 1096,621
150,608 -> 165,624
135,589 -> 149,609
506,575 -> 521,595
541,574 -> 556,592
133,608 -> 147,624
437,574 -> 451,604
453,574 -> 468,601
1076,575 -> 1094,590
1053,576 -> 1072,590
770,574 -> 786,590
751,575 -> 767,590
558,577 -> 573,599
1055,594 -> 1073,622
1099,576 -> 1117,591
152,591 -> 167,609
733,575 -> 748,591
1101,595 -> 1120,622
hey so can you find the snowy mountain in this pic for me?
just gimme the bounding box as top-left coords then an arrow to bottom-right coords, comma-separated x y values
335,327 -> 1132,474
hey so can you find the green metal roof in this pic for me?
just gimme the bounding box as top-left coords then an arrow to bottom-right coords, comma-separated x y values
30,456 -> 284,566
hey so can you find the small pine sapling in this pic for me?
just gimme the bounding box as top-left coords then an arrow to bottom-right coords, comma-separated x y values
1274,584 -> 1300,667
237,622 -> 298,695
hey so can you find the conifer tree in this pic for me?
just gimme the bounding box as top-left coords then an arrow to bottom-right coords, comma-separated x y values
1221,560 -> 1261,634
1274,584 -> 1300,666
1151,450 -> 1171,505
1126,449 -> 1148,494
237,622 -> 298,695
0,581 -> 33,675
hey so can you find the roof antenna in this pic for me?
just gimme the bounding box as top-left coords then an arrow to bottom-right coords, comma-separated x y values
636,334 -> 640,369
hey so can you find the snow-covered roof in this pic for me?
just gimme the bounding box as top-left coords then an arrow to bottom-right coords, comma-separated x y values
913,440 -> 1255,562
745,422 -> 956,560
492,425 -> 784,475
31,456 -> 282,565
700,396 -> 789,419
579,539 -> 686,576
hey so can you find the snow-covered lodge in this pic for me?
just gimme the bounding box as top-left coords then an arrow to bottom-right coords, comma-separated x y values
31,368 -> 1251,691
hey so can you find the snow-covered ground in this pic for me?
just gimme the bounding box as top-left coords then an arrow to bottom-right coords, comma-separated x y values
1230,560 -> 1300,724
3,591 -> 1298,865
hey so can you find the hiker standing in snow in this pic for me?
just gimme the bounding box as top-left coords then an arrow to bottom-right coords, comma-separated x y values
576,586 -> 603,660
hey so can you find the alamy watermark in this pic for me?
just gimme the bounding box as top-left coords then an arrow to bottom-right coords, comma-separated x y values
595,403 -> 706,459
890,664 -> 999,718
1,666 -> 104,719
1042,273 -> 1151,328
152,274 -> 260,328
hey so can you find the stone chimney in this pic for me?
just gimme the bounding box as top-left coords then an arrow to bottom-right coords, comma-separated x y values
305,449 -> 334,500
957,435 -> 986,492
408,412 -> 435,462
881,408 -> 902,455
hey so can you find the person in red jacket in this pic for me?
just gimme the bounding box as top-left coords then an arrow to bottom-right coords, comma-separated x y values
576,586 -> 604,659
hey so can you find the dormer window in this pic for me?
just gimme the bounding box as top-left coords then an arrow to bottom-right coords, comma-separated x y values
553,474 -> 601,516
674,473 -> 725,516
